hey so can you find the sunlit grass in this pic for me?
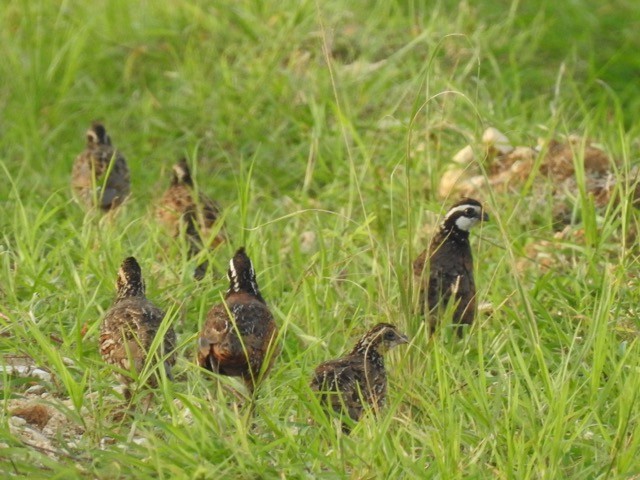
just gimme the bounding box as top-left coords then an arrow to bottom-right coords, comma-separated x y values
1,0 -> 639,478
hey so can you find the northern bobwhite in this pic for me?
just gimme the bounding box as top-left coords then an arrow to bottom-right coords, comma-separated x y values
197,248 -> 278,393
310,323 -> 408,432
100,257 -> 177,399
414,198 -> 488,335
156,159 -> 225,279
71,122 -> 130,211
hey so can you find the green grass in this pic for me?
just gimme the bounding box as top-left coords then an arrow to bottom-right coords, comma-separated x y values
1,0 -> 640,478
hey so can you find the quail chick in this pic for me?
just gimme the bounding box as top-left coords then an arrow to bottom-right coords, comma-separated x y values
414,198 -> 488,335
71,122 -> 130,211
156,159 -> 225,279
100,257 -> 177,399
197,248 -> 278,393
310,323 -> 408,432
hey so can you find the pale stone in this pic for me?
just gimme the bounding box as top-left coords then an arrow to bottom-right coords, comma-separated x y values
438,168 -> 465,198
452,145 -> 474,164
25,385 -> 46,396
10,416 -> 27,426
483,127 -> 513,154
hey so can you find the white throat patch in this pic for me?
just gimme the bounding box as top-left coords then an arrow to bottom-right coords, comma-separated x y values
455,215 -> 479,232
444,204 -> 483,232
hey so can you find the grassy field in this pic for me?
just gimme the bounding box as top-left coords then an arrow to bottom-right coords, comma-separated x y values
1,0 -> 640,478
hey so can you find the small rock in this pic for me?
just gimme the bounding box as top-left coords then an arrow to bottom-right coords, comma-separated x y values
132,437 -> 149,447
483,127 -> 513,155
438,168 -> 466,198
12,425 -> 58,458
10,416 -> 27,427
31,369 -> 52,382
452,145 -> 474,164
0,365 -> 28,376
62,357 -> 75,366
26,385 -> 46,396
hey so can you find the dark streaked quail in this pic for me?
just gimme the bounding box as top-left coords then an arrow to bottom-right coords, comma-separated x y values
197,248 -> 277,393
100,257 -> 176,399
156,159 -> 225,279
413,198 -> 488,335
71,122 -> 130,211
310,323 -> 408,432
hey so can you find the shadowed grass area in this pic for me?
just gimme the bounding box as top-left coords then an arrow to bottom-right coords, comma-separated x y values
1,0 -> 640,478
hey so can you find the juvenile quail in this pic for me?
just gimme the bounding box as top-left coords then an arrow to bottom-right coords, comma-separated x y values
197,248 -> 277,393
413,198 -> 488,335
156,159 -> 225,279
310,323 -> 408,432
100,257 -> 177,399
71,122 -> 130,211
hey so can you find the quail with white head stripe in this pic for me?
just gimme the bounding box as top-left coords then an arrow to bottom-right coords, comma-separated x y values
100,257 -> 177,400
71,122 -> 130,211
413,198 -> 488,335
156,159 -> 226,279
197,248 -> 278,393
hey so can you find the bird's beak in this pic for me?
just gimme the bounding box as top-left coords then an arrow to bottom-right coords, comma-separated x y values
482,212 -> 489,222
398,333 -> 410,345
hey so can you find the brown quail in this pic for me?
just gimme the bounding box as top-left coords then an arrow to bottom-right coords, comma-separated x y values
100,257 -> 177,399
413,198 -> 488,335
71,122 -> 130,211
156,159 -> 225,279
197,248 -> 278,393
310,323 -> 408,432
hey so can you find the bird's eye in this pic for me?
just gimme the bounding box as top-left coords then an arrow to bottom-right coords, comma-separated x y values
384,330 -> 396,340
465,207 -> 474,216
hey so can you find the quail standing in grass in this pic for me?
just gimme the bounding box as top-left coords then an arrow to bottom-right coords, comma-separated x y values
413,198 -> 488,335
100,257 -> 177,400
71,122 -> 130,211
156,159 -> 225,279
310,323 -> 408,432
197,248 -> 278,393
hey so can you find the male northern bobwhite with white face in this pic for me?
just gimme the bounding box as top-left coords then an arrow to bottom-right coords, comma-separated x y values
156,159 -> 225,279
413,198 -> 488,336
310,323 -> 408,432
71,122 -> 130,211
100,257 -> 177,399
197,248 -> 278,393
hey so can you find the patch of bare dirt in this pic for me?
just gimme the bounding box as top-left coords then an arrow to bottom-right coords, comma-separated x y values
441,129 -> 640,227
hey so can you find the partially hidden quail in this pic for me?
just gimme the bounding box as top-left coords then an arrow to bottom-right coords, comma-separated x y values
413,198 -> 488,335
310,323 -> 408,432
100,257 -> 177,399
156,159 -> 225,279
71,122 -> 130,211
197,248 -> 278,393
